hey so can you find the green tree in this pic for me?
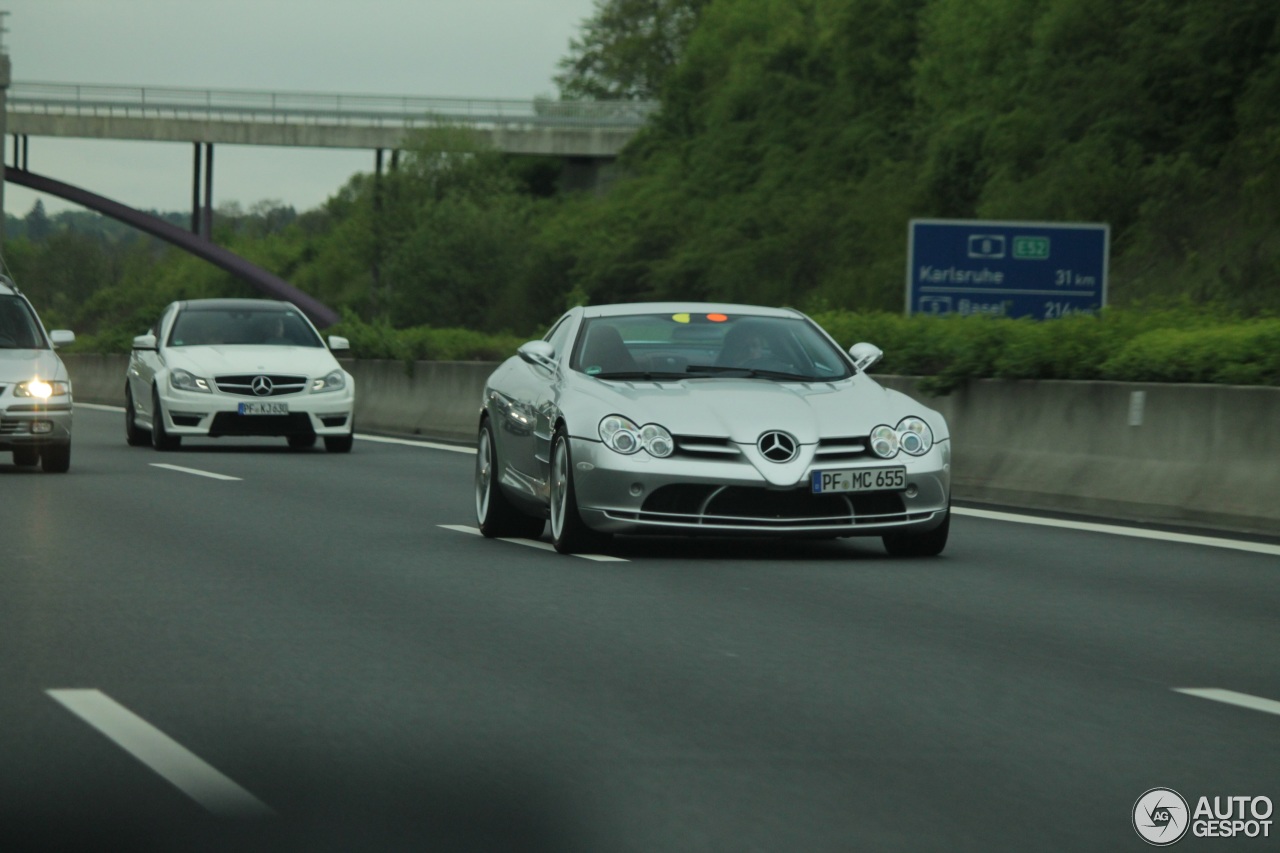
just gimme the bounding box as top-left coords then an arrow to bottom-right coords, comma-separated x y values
556,0 -> 709,99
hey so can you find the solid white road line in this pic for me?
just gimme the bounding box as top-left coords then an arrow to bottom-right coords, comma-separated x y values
440,524 -> 629,562
47,689 -> 274,818
356,434 -> 475,454
953,507 -> 1280,556
149,463 -> 242,482
1173,688 -> 1280,718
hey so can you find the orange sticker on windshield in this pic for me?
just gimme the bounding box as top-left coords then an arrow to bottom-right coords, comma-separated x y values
707,313 -> 728,322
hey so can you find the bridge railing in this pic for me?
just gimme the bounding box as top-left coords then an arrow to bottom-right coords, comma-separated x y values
7,82 -> 660,130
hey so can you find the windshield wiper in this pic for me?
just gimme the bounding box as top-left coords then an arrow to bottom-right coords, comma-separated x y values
684,364 -> 817,381
591,371 -> 689,381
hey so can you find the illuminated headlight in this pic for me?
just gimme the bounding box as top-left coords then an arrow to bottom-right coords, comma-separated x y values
870,424 -> 899,459
599,415 -> 673,457
15,379 -> 70,399
170,369 -> 211,393
312,370 -> 346,393
897,417 -> 934,456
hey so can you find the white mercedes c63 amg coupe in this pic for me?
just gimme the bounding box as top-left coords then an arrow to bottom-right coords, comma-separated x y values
125,298 -> 355,452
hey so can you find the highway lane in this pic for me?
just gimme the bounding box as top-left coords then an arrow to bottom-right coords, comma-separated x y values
1,406 -> 1276,851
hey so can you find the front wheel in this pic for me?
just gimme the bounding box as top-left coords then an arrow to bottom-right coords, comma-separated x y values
323,432 -> 353,453
882,509 -> 950,557
475,418 -> 545,539
125,385 -> 149,446
150,388 -> 181,451
40,443 -> 71,473
549,426 -> 609,554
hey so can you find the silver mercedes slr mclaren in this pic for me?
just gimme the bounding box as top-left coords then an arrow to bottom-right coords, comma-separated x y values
475,303 -> 951,556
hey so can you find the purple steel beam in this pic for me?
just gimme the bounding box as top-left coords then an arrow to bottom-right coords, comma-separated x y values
5,168 -> 341,327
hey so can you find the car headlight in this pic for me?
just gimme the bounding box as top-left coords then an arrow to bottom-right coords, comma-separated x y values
599,415 -> 673,457
312,370 -> 346,393
897,417 -> 934,456
869,424 -> 899,458
169,369 -> 211,393
15,379 -> 71,399
638,423 -> 674,458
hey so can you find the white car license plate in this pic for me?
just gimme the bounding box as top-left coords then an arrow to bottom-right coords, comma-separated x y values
812,467 -> 905,493
238,401 -> 289,415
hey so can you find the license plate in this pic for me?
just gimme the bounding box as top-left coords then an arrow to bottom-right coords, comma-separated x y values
238,401 -> 289,415
812,467 -> 905,493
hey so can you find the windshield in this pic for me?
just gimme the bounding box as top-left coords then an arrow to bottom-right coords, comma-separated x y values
0,295 -> 48,349
570,312 -> 852,381
168,308 -> 322,348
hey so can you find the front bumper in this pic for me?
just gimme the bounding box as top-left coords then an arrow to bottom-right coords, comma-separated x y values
569,436 -> 951,537
0,400 -> 73,449
157,387 -> 355,438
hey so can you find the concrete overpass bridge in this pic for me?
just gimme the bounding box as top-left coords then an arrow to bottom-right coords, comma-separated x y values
0,79 -> 657,326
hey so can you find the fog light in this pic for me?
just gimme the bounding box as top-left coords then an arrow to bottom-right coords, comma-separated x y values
31,421 -> 53,434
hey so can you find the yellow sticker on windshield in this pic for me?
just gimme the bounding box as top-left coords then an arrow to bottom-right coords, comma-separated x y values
672,313 -> 691,323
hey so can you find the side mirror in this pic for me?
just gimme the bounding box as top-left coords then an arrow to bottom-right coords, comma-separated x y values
327,335 -> 350,352
517,340 -> 557,370
849,342 -> 883,372
49,330 -> 75,347
132,333 -> 158,351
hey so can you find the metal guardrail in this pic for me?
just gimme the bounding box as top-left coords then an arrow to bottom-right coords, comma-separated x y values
7,81 -> 659,131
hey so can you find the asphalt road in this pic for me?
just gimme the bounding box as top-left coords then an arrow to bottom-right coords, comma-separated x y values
2,406 -> 1277,852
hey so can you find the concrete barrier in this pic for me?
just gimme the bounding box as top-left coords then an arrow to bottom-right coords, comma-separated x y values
63,354 -> 1279,535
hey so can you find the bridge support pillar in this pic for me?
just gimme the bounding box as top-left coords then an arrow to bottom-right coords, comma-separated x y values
0,28 -> 9,247
191,142 -> 215,239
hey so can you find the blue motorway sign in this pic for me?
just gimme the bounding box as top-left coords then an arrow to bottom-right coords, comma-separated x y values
906,219 -> 1109,320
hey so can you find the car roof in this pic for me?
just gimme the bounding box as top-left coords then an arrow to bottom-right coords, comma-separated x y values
178,298 -> 297,313
578,302 -> 804,320
0,276 -> 21,297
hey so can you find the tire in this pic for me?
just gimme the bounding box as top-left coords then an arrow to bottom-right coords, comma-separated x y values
882,508 -> 950,557
13,447 -> 39,466
288,433 -> 317,450
475,418 -> 545,539
150,388 -> 181,451
549,425 -> 609,554
125,385 -> 150,446
40,443 -> 71,473
323,432 -> 353,453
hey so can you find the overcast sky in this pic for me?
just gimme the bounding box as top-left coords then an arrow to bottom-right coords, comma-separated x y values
1,0 -> 598,216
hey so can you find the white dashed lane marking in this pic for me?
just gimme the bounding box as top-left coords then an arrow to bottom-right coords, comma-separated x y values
1173,688 -> 1280,719
149,463 -> 242,481
47,689 -> 274,818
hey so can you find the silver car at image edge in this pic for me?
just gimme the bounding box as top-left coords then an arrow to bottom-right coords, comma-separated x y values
125,298 -> 356,452
0,276 -> 75,473
475,302 -> 951,556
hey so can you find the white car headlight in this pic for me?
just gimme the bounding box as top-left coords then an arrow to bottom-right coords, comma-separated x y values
599,416 -> 673,457
600,415 -> 641,454
638,423 -> 674,458
170,369 -> 211,393
312,370 -> 346,393
897,417 -> 934,456
869,424 -> 899,459
15,379 -> 71,399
